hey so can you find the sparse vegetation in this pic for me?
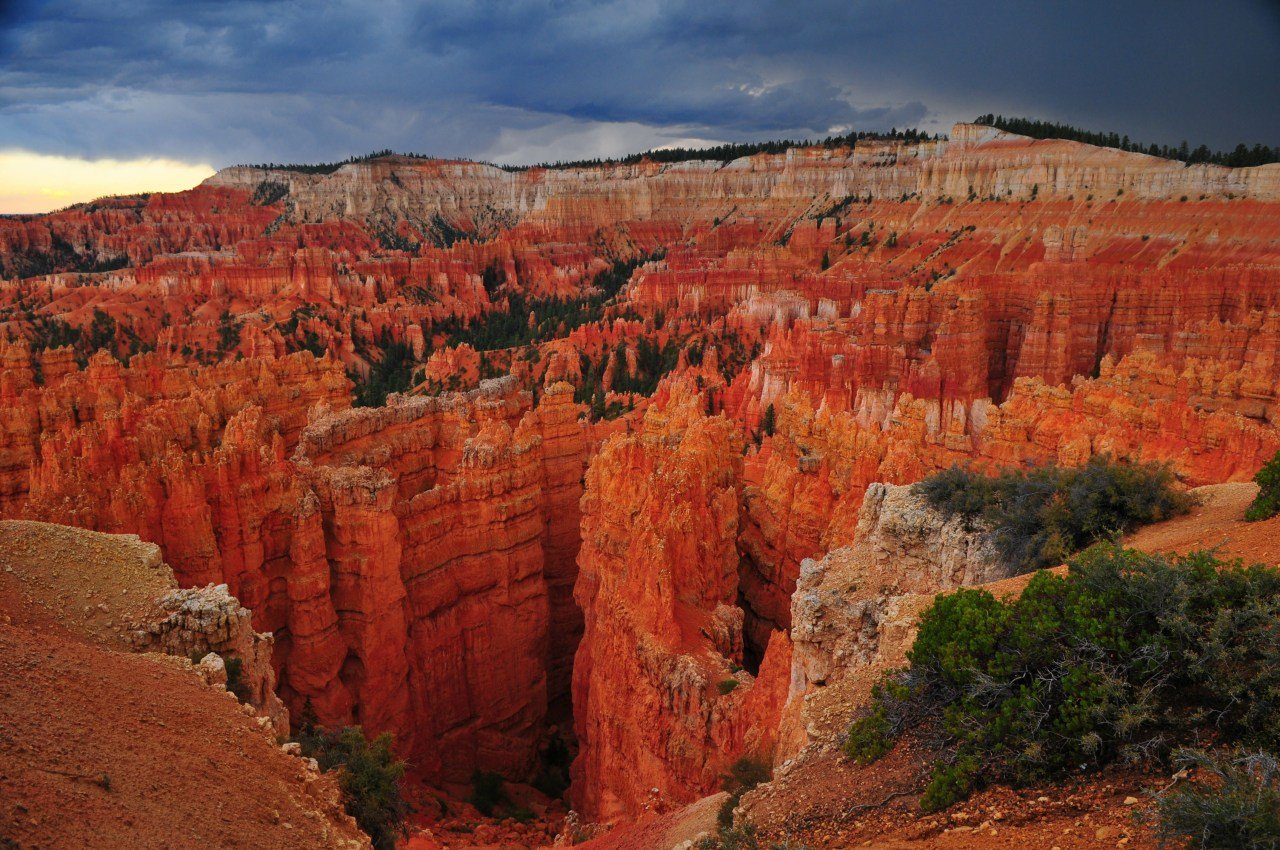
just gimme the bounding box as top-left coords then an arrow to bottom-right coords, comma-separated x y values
293,725 -> 408,850
1157,749 -> 1280,849
914,456 -> 1191,573
250,180 -> 290,205
436,252 -> 661,353
465,770 -> 533,821
466,770 -> 510,816
188,650 -> 251,702
351,332 -> 416,407
532,734 -> 571,799
1245,450 -> 1280,522
716,757 -> 772,829
845,545 -> 1280,811
222,655 -> 250,702
215,311 -> 241,356
695,820 -> 809,850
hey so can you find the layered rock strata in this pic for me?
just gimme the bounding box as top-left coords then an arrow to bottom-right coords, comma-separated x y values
571,381 -> 790,820
2,124 -> 1279,822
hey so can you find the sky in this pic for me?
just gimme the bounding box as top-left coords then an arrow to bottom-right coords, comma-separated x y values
1,0 -> 1278,213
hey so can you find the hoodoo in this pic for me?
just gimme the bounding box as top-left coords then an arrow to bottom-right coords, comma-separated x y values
4,109 -> 1280,848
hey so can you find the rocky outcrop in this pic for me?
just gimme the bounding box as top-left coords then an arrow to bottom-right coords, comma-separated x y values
0,518 -> 372,850
0,520 -> 294,741
780,482 -> 1012,758
130,582 -> 290,736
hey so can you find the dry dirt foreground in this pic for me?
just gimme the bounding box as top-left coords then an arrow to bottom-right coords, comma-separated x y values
0,520 -> 370,850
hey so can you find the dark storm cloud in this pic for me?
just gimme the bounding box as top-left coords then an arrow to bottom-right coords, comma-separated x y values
0,0 -> 1277,167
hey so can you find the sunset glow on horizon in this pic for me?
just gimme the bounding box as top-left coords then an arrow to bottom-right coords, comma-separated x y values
0,151 -> 216,215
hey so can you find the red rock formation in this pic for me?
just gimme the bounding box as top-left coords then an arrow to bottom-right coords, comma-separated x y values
0,345 -> 349,515
572,380 -> 789,821
15,361 -> 589,785
3,124 -> 1279,824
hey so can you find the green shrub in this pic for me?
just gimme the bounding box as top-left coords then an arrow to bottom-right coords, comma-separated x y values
718,678 -> 741,695
223,655 -> 253,702
845,546 -> 1280,809
532,734 -> 571,799
1157,749 -> 1280,849
843,706 -> 893,765
914,456 -> 1191,573
921,754 -> 981,812
466,770 -> 510,816
294,725 -> 407,850
507,806 -> 536,824
717,757 -> 772,829
1246,451 -> 1280,522
912,463 -> 995,529
189,651 -> 252,702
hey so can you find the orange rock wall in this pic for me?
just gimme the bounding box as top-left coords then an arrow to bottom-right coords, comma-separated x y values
12,359 -> 588,783
3,125 -> 1280,822
571,382 -> 789,820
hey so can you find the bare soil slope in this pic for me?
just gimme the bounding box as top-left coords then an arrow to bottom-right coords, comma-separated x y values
0,520 -> 174,648
1126,481 -> 1272,563
0,521 -> 370,850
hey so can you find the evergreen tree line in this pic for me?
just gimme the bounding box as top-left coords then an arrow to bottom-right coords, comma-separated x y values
243,149 -> 436,175
502,128 -> 944,171
238,128 -> 946,177
975,114 -> 1279,168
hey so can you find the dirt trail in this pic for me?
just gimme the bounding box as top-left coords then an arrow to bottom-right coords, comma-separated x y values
1126,481 -> 1274,563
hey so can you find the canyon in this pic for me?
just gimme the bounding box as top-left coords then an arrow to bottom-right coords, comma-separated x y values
2,123 -> 1279,838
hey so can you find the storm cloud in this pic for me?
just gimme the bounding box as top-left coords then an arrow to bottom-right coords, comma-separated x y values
1,0 -> 1277,169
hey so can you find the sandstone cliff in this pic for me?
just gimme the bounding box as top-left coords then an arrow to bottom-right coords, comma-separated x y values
13,369 -> 589,785
571,380 -> 790,821
2,123 -> 1279,828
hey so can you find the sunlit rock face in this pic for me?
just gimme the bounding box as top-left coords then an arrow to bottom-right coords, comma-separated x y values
5,353 -> 588,783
